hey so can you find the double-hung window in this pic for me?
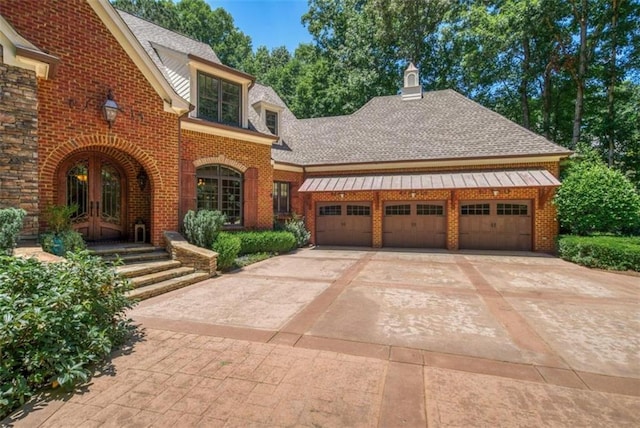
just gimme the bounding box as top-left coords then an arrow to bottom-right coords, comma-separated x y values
265,110 -> 278,135
197,72 -> 241,126
272,182 -> 290,214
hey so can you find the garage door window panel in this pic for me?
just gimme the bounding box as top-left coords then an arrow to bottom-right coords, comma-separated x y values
497,203 -> 528,215
417,204 -> 444,216
461,204 -> 490,215
347,205 -> 371,216
319,205 -> 341,216
385,204 -> 411,215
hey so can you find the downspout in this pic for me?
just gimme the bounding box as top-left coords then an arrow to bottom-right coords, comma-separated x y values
177,105 -> 195,231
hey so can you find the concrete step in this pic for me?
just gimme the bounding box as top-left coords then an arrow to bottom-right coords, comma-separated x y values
129,266 -> 196,288
116,260 -> 182,279
126,272 -> 210,300
101,249 -> 170,264
89,244 -> 160,256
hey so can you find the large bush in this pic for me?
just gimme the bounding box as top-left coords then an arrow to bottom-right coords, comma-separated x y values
236,230 -> 297,255
0,252 -> 134,418
554,159 -> 640,235
558,235 -> 640,271
0,208 -> 26,255
183,210 -> 226,249
212,232 -> 241,271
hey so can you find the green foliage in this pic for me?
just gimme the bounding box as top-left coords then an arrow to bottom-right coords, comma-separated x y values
41,231 -> 86,256
212,232 -> 241,271
0,208 -> 26,255
0,252 -> 134,418
43,204 -> 77,234
554,156 -> 640,235
235,231 -> 297,255
558,235 -> 640,272
183,210 -> 226,249
281,215 -> 311,248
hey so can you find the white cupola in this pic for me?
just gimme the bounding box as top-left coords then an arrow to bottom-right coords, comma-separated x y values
401,62 -> 422,101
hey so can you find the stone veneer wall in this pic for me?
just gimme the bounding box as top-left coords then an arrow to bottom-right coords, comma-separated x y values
0,45 -> 39,239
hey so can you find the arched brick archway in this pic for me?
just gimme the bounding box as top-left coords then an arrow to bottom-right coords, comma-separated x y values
42,134 -> 163,242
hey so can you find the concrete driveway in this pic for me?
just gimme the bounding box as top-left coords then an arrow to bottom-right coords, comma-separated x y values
5,248 -> 639,427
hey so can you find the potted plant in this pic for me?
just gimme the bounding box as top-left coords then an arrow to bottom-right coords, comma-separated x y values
41,204 -> 85,256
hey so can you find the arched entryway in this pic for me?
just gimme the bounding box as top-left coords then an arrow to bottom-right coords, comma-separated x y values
58,152 -> 127,241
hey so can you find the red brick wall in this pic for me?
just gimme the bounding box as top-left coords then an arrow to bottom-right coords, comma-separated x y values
0,0 -> 178,245
181,130 -> 274,229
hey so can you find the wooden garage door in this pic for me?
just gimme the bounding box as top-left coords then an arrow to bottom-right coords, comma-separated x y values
316,202 -> 372,246
459,201 -> 532,251
383,201 -> 446,248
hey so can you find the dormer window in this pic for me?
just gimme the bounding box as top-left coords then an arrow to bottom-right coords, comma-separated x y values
265,110 -> 278,135
197,71 -> 241,126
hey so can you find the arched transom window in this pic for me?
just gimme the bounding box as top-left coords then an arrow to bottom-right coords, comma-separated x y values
196,165 -> 242,225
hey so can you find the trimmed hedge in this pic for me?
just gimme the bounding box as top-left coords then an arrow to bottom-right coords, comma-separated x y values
557,235 -> 640,272
235,231 -> 297,255
212,232 -> 241,271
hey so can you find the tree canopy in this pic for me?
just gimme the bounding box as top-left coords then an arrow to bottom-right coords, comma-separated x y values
111,0 -> 640,188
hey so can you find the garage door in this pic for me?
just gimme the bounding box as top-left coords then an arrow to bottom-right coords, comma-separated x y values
459,201 -> 532,251
383,201 -> 446,248
316,202 -> 372,246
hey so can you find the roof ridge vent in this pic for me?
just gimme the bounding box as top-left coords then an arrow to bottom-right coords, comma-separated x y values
401,62 -> 422,101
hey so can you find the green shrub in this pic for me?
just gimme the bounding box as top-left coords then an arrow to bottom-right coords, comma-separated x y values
554,157 -> 640,235
183,210 -> 226,249
558,235 -> 640,271
213,232 -> 241,271
0,252 -> 135,418
236,231 -> 297,255
282,215 -> 311,248
41,230 -> 86,256
0,208 -> 26,255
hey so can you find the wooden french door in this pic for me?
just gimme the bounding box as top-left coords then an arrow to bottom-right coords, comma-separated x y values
61,153 -> 126,241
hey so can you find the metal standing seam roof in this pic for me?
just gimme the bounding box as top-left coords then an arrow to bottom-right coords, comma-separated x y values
298,170 -> 560,192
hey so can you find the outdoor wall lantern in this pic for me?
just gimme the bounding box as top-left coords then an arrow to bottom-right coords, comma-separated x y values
492,189 -> 500,196
102,89 -> 119,128
137,168 -> 148,191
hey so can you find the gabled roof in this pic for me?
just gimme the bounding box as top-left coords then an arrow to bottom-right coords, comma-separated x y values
270,89 -> 571,167
248,83 -> 298,138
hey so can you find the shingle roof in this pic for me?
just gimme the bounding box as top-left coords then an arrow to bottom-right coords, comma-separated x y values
299,170 -> 561,192
248,83 -> 299,144
117,10 -> 219,103
270,90 -> 571,166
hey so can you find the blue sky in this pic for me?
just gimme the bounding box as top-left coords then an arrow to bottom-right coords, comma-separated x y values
206,0 -> 313,52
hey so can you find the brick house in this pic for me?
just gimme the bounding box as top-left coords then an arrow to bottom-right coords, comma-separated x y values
0,0 -> 571,253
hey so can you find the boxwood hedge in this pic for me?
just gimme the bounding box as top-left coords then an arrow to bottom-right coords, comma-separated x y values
557,235 -> 640,272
